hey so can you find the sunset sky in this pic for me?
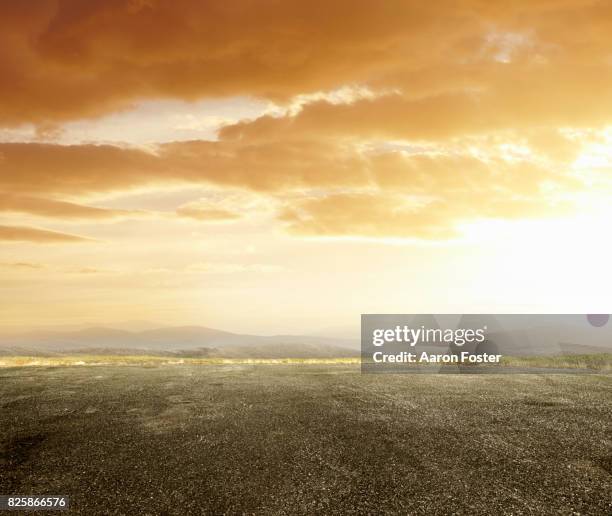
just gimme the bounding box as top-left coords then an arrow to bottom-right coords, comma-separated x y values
1,1 -> 611,334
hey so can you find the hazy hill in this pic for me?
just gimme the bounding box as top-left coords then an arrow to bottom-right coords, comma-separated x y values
0,325 -> 359,358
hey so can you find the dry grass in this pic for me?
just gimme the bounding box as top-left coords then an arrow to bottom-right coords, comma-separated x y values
0,355 -> 361,368
499,353 -> 612,371
1,353 -> 612,370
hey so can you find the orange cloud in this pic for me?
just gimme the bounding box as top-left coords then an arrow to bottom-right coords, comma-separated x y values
281,194 -> 456,239
2,0 -> 612,127
1,1 -> 609,241
0,139 -> 583,239
0,225 -> 92,243
0,193 -> 139,219
0,143 -> 164,195
281,189 -> 571,239
176,204 -> 240,222
0,0 -> 446,125
0,141 -> 370,195
220,76 -> 612,144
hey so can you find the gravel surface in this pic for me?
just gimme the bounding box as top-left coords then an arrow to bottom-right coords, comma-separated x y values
0,364 -> 610,515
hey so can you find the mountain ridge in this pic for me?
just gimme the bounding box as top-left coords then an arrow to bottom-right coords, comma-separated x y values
0,325 -> 359,358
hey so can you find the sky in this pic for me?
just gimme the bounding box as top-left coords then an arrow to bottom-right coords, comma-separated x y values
1,0 -> 611,334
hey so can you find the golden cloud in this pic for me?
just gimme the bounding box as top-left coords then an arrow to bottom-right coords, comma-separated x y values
2,1 -> 612,127
1,1 -> 610,240
0,225 -> 92,243
176,204 -> 240,222
0,141 -> 370,195
0,138 -> 584,239
0,193 -> 139,219
220,79 -> 612,144
0,1 -> 472,125
281,190 -> 571,239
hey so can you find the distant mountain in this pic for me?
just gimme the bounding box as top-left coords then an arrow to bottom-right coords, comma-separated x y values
0,325 -> 359,358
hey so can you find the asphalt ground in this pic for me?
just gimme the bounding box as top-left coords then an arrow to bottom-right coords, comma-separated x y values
1,364 -> 610,515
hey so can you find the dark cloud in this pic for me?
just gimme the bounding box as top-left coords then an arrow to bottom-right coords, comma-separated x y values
2,0 -> 612,126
